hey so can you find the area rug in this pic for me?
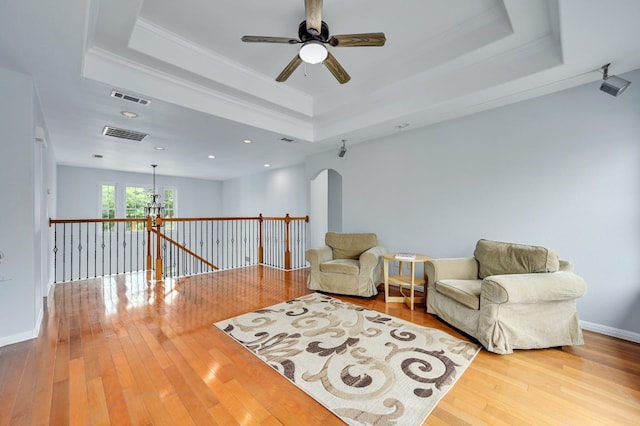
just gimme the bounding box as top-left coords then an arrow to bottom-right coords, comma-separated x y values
215,293 -> 480,425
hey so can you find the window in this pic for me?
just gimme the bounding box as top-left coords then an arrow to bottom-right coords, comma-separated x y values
126,186 -> 152,231
100,184 -> 177,231
163,188 -> 176,230
101,184 -> 116,231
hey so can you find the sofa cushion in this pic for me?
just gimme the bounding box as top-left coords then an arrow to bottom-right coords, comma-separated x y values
474,239 -> 560,279
434,279 -> 483,310
320,259 -> 360,275
325,232 -> 378,259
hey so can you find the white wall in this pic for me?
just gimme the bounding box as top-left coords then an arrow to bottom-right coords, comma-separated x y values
222,164 -> 307,217
57,166 -> 223,218
304,69 -> 640,338
0,68 -> 39,345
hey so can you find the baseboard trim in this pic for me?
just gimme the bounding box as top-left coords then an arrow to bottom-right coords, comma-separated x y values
0,329 -> 37,348
581,321 -> 640,343
0,297 -> 45,348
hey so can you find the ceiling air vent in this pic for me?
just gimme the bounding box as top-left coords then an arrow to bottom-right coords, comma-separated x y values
102,126 -> 148,142
110,90 -> 151,106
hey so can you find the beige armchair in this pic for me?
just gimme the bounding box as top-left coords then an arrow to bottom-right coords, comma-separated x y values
426,239 -> 587,354
306,232 -> 385,297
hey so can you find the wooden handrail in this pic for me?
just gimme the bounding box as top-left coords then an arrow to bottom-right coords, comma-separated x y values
50,218 -> 145,225
50,216 -> 309,225
163,216 -> 260,222
151,228 -> 218,270
259,215 -> 309,221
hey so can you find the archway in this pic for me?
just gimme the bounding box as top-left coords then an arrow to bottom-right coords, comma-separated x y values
309,168 -> 342,248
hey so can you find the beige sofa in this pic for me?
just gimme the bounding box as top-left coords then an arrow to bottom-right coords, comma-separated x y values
306,232 -> 385,297
426,239 -> 587,354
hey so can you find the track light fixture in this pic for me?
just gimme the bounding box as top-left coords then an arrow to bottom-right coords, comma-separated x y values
338,140 -> 347,158
600,63 -> 631,97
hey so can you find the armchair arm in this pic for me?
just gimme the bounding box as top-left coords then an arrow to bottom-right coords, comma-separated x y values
359,245 -> 386,277
425,258 -> 479,284
482,271 -> 587,304
305,245 -> 333,267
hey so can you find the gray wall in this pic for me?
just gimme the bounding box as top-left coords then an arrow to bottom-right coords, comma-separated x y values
0,67 -> 54,346
222,164 -> 307,217
327,169 -> 343,232
304,69 -> 640,339
57,166 -> 223,218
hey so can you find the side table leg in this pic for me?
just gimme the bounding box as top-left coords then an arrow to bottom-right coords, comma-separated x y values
384,258 -> 389,303
410,261 -> 415,310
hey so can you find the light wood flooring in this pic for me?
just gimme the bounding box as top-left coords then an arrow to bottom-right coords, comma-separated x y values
0,266 -> 639,425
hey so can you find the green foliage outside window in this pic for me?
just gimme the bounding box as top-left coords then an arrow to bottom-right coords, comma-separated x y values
163,188 -> 174,218
126,186 -> 152,231
100,184 -> 177,232
163,188 -> 175,230
101,184 -> 116,232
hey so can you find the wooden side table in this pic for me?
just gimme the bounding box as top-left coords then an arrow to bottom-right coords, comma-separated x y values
383,253 -> 429,310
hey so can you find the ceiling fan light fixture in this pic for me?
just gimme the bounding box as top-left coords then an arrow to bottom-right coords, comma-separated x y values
299,41 -> 327,64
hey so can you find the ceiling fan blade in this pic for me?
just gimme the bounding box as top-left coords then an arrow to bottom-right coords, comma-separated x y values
323,52 -> 350,84
329,33 -> 386,47
276,55 -> 303,82
305,0 -> 323,35
241,35 -> 299,44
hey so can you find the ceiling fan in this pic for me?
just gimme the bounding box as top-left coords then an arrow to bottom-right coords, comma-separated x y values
241,0 -> 386,84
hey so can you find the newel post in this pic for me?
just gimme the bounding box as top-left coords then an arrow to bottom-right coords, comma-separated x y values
284,213 -> 291,270
258,213 -> 264,264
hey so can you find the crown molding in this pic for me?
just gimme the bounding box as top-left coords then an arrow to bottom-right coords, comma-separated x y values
82,46 -> 315,141
129,18 -> 314,117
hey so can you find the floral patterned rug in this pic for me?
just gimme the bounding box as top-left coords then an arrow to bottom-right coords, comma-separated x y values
215,293 -> 480,425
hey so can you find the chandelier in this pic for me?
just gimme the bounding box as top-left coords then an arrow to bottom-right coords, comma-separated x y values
144,164 -> 164,227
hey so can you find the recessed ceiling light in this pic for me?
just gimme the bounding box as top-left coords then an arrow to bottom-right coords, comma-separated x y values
154,146 -> 165,151
120,111 -> 138,119
243,139 -> 252,144
207,155 -> 216,159
264,163 -> 270,167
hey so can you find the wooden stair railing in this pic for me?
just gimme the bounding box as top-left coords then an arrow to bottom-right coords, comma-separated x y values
148,225 -> 218,281
49,214 -> 309,282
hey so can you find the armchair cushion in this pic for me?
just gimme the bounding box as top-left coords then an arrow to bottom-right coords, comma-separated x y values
326,231 -> 378,259
474,239 -> 560,279
320,259 -> 360,275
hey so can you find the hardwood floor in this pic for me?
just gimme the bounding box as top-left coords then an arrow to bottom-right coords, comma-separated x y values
0,266 -> 638,425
